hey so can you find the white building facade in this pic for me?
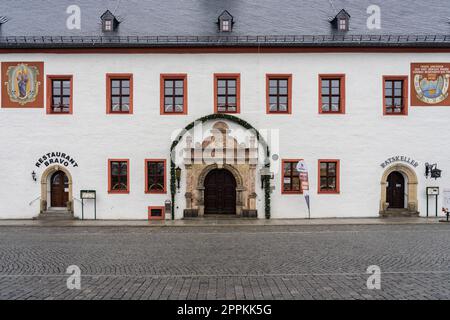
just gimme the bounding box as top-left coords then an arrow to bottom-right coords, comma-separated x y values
0,1 -> 449,220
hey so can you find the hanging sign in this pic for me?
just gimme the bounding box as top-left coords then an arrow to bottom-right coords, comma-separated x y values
296,160 -> 310,218
35,152 -> 79,168
411,63 -> 450,106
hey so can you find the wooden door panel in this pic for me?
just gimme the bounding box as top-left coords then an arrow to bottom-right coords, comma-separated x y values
50,171 -> 69,208
387,172 -> 405,209
204,169 -> 236,214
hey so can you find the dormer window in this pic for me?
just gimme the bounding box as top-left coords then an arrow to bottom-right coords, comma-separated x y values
222,20 -> 230,32
218,10 -> 233,32
331,9 -> 350,32
104,19 -> 113,31
338,18 -> 347,31
101,10 -> 119,32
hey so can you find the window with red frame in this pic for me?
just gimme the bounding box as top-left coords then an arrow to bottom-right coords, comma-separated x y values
319,75 -> 345,114
321,79 -> 341,112
215,75 -> 239,113
267,76 -> 291,113
319,160 -> 339,193
282,160 -> 301,193
50,78 -> 71,113
109,160 -> 129,193
384,78 -> 407,114
110,78 -> 131,113
161,75 -> 187,114
145,160 -> 166,193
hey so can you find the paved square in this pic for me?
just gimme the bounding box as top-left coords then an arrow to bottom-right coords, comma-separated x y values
0,224 -> 449,300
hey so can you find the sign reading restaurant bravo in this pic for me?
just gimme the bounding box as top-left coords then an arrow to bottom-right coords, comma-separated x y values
411,63 -> 450,106
380,156 -> 419,169
35,152 -> 78,168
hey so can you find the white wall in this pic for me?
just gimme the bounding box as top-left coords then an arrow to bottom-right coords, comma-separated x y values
0,52 -> 449,219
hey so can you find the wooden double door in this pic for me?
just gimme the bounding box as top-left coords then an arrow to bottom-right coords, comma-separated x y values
386,171 -> 405,209
50,170 -> 69,207
204,169 -> 236,215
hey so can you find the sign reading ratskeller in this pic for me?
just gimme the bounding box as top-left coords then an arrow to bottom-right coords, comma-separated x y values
380,156 -> 419,169
411,63 -> 450,106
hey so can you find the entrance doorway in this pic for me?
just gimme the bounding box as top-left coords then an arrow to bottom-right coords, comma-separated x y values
204,169 -> 236,214
50,170 -> 69,208
386,171 -> 405,209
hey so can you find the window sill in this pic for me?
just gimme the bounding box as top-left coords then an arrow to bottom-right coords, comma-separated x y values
282,191 -> 303,195
319,111 -> 345,115
108,190 -> 130,194
161,112 -> 187,115
268,111 -> 291,114
145,190 -> 167,194
383,112 -> 407,116
318,190 -> 340,194
216,111 -> 239,114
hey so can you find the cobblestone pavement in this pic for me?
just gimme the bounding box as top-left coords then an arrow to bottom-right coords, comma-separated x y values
0,224 -> 449,300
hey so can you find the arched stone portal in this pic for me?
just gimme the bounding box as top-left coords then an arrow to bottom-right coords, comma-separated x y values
40,165 -> 73,213
379,164 -> 419,216
182,121 -> 259,218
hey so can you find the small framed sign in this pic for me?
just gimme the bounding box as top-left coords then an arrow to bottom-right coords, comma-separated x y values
80,190 -> 97,220
427,187 -> 439,195
80,190 -> 96,199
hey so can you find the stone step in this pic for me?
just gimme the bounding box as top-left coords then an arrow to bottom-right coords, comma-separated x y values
38,211 -> 75,220
381,209 -> 420,218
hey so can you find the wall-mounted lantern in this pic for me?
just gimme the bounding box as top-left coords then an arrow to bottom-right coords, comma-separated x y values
259,167 -> 274,189
164,199 -> 172,213
31,171 -> 37,181
175,166 -> 182,189
425,163 -> 442,180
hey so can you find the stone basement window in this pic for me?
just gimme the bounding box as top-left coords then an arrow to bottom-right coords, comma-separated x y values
148,206 -> 165,220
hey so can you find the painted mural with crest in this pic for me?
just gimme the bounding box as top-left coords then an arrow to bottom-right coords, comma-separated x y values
411,63 -> 450,106
1,61 -> 44,108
